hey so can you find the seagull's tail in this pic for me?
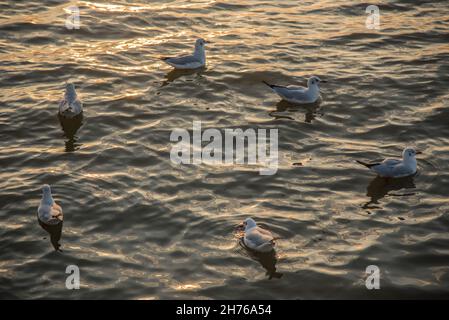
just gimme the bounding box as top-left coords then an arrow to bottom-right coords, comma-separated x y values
356,160 -> 376,168
262,80 -> 275,89
160,57 -> 171,61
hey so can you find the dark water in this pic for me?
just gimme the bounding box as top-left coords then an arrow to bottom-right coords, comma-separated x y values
1,0 -> 449,299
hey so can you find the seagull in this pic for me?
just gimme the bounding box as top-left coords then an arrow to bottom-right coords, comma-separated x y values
356,147 -> 422,178
242,218 -> 277,253
263,76 -> 327,104
38,184 -> 63,226
59,83 -> 83,119
161,38 -> 208,70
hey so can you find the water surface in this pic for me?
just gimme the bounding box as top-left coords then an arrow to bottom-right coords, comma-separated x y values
1,0 -> 449,299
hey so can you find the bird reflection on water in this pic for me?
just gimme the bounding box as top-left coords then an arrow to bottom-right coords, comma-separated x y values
38,218 -> 63,252
268,99 -> 322,123
58,112 -> 83,152
239,238 -> 283,280
161,67 -> 206,87
362,175 -> 417,210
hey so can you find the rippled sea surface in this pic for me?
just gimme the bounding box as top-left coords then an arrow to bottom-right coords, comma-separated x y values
1,0 -> 449,299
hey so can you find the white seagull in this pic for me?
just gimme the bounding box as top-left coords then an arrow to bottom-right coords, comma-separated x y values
38,184 -> 63,225
59,83 -> 83,118
161,38 -> 208,70
356,147 -> 422,178
243,218 -> 277,253
263,76 -> 327,104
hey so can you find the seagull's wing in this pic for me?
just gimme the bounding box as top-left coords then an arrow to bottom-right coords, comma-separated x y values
244,228 -> 275,252
382,158 -> 401,166
391,163 -> 416,177
257,227 -> 275,238
357,158 -> 399,170
51,202 -> 63,220
38,204 -> 50,221
59,98 -> 68,112
358,157 -> 414,177
370,164 -> 393,176
276,87 -> 306,101
38,202 -> 63,224
245,227 -> 274,246
70,99 -> 83,114
45,203 -> 63,225
286,85 -> 307,92
263,81 -> 308,101
162,54 -> 200,65
370,159 -> 404,177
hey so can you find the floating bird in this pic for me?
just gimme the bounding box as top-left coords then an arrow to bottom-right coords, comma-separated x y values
356,147 -> 422,178
263,76 -> 327,104
38,185 -> 63,224
37,184 -> 63,251
242,218 -> 277,253
161,38 -> 209,70
59,83 -> 83,118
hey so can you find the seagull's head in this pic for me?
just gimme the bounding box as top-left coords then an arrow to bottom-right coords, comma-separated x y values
195,38 -> 208,49
42,184 -> 51,195
66,82 -> 75,91
307,76 -> 327,88
65,83 -> 76,98
243,218 -> 257,231
402,147 -> 422,161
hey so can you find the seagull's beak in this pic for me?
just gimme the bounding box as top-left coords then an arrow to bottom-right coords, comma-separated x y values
205,40 -> 212,44
416,151 -> 423,155
238,221 -> 248,230
320,80 -> 328,83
